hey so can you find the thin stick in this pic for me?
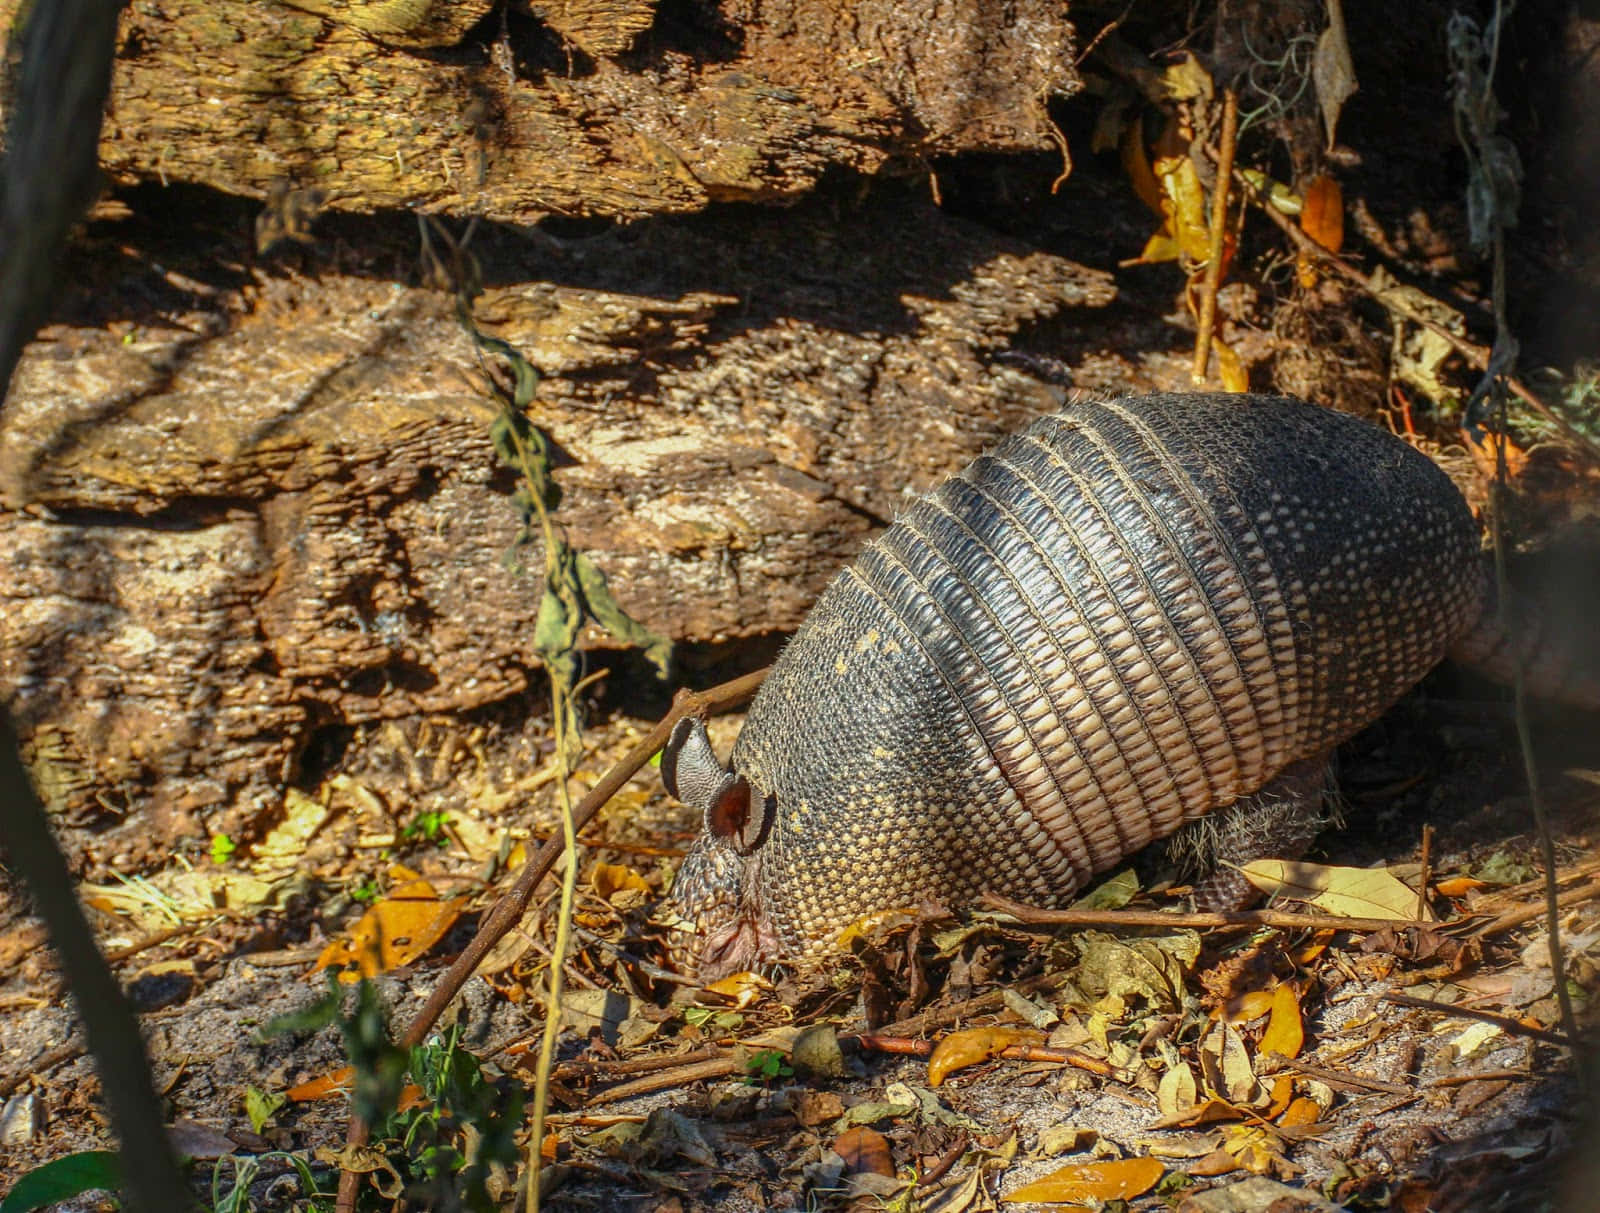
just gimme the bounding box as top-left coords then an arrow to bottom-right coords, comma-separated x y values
1383,990 -> 1574,1048
983,892 -> 1432,935
1416,824 -> 1434,923
1470,879 -> 1600,938
1192,87 -> 1239,385
333,668 -> 766,1212
852,1034 -> 1117,1078
1274,1057 -> 1413,1097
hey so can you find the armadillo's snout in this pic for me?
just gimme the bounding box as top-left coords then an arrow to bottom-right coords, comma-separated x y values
661,717 -> 782,978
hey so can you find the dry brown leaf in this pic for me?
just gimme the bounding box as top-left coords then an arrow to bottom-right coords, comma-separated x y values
1199,1021 -> 1263,1106
315,872 -> 468,982
835,1125 -> 896,1177
1004,1155 -> 1164,1205
1259,983 -> 1305,1060
1239,859 -> 1429,921
1151,1095 -> 1247,1130
1158,1062 -> 1199,1118
1312,0 -> 1358,148
927,1026 -> 1043,1087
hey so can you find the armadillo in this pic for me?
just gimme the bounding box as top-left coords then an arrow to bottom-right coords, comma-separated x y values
662,392 -> 1591,977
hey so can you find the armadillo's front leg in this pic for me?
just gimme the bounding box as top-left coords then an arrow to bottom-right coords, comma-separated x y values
1160,757 -> 1334,911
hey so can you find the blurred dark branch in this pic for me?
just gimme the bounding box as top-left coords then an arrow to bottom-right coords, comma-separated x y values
0,0 -> 193,1207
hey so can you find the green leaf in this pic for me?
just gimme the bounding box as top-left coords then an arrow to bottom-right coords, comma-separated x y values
574,551 -> 673,678
0,1151 -> 121,1212
245,1084 -> 287,1135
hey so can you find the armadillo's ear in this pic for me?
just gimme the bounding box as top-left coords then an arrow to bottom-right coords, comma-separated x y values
662,717 -> 726,808
661,717 -> 772,854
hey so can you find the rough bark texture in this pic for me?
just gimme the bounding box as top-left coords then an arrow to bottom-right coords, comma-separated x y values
0,188 -> 1114,872
0,0 -> 1082,223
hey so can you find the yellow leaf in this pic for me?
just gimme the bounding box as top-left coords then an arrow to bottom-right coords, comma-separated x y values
1239,859 -> 1431,921
1153,154 -> 1212,265
834,906 -> 918,948
591,862 -> 651,904
927,1027 -> 1042,1087
1004,1156 -> 1165,1205
1220,989 -> 1275,1024
1260,983 -> 1305,1060
1157,1062 -> 1197,1118
1215,339 -> 1250,393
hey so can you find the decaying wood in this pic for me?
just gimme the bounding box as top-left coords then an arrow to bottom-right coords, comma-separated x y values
0,190 -> 1115,872
0,0 -> 1083,223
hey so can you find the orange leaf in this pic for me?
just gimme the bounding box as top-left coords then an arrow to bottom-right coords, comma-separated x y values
541,1130 -> 559,1163
1005,1156 -> 1164,1205
1280,1095 -> 1323,1128
1260,982 -> 1305,1060
1435,876 -> 1487,899
286,1067 -> 353,1102
315,877 -> 469,982
1220,989 -> 1275,1025
591,862 -> 651,904
1266,1074 -> 1295,1119
701,970 -> 773,1007
1292,929 -> 1335,965
1300,174 -> 1345,253
927,1026 -> 1042,1087
1121,119 -> 1165,219
835,1126 -> 895,1177
1465,427 -> 1528,481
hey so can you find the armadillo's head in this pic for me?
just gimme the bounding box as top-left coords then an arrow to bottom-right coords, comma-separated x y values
660,716 -> 787,979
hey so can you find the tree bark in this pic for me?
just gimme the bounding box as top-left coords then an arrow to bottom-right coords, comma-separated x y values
0,187 -> 1114,872
0,0 -> 1085,222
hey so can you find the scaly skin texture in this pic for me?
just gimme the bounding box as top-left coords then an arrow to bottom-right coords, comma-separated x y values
668,393 -> 1487,976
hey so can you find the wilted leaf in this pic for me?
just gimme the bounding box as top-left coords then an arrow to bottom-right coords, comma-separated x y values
1312,0 -> 1358,148
573,551 -> 672,678
1157,1062 -> 1198,1118
1150,1095 -> 1247,1130
792,1025 -> 847,1081
1197,1020 -> 1263,1107
835,1126 -> 895,1176
1280,1095 -> 1323,1128
1072,868 -> 1140,910
250,787 -> 334,873
245,1085 -> 287,1134
1071,930 -> 1201,1012
1160,52 -> 1214,103
1239,859 -> 1428,921
561,988 -> 643,1044
1260,983 -> 1305,1060
836,907 -> 919,948
1003,1155 -> 1165,1205
1221,1123 -> 1296,1177
1221,990 -> 1276,1025
315,873 -> 468,982
928,1027 -> 1043,1087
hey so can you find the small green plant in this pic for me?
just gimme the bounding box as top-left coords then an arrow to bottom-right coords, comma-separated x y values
742,1049 -> 794,1085
683,1006 -> 744,1032
402,810 -> 451,846
350,879 -> 380,903
261,978 -> 523,1211
209,832 -> 236,864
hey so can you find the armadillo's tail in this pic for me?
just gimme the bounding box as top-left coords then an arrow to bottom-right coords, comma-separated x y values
1451,562 -> 1600,710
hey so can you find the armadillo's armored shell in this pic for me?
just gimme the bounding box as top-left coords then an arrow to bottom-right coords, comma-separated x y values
728,393 -> 1482,955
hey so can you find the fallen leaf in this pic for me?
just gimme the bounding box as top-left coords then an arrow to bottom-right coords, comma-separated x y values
591,862 -> 651,905
1312,0 -> 1358,148
1158,1062 -> 1199,1118
1296,173 -> 1345,287
928,1027 -> 1043,1087
701,970 -> 773,1008
1004,1155 -> 1164,1205
1198,1021 -> 1263,1106
1280,1096 -> 1323,1129
315,874 -> 468,982
1259,983 -> 1305,1060
835,1126 -> 895,1177
1240,859 -> 1430,921
286,1067 -> 352,1102
1434,875 -> 1488,899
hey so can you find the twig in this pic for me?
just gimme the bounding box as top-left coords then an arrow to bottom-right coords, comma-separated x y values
1470,878 -> 1600,938
1383,990 -> 1574,1048
0,1039 -> 87,1101
1416,824 -> 1434,923
1429,1068 -> 1534,1088
333,668 -> 767,1212
1192,87 -> 1239,386
1274,1057 -> 1414,1097
585,1054 -> 749,1105
851,1033 -> 1117,1078
983,892 -> 1433,935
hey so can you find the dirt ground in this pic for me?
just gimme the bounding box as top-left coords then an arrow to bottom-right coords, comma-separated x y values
4,1 -> 1600,1210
